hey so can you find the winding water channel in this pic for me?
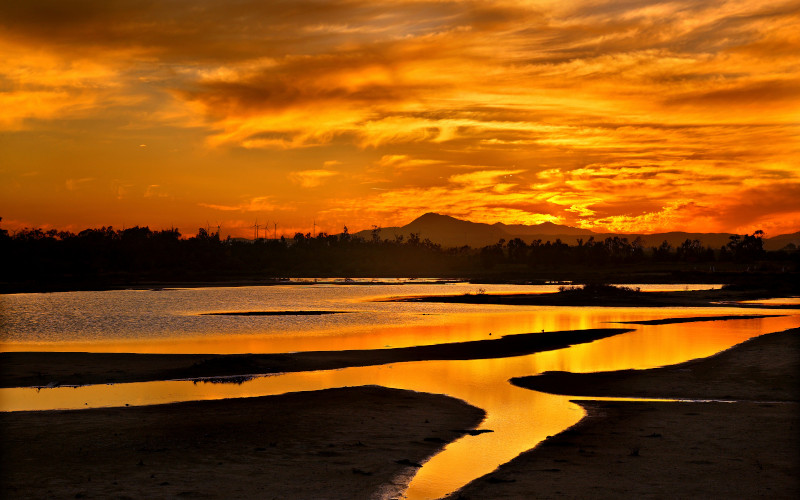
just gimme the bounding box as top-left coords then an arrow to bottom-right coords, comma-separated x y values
2,282 -> 798,498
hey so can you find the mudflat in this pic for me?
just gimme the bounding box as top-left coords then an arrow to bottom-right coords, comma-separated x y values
0,386 -> 484,499
452,327 -> 800,498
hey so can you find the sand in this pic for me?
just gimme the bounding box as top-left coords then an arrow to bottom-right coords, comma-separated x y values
0,386 -> 484,499
450,400 -> 798,499
451,327 -> 800,498
0,328 -> 628,388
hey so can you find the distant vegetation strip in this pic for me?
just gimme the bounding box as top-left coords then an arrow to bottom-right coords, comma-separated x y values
1,216 -> 797,293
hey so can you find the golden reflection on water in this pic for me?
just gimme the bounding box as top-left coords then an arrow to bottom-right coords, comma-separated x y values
2,313 -> 799,499
1,306 -> 780,355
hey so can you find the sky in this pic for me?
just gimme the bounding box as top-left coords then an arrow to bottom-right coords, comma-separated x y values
1,0 -> 799,238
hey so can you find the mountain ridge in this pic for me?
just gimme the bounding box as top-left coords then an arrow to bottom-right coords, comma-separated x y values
353,213 -> 798,251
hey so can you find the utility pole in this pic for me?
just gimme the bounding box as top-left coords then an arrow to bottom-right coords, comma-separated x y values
313,219 -> 316,238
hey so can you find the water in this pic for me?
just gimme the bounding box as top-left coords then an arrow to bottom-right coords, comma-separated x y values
0,282 -> 722,352
1,282 -> 796,499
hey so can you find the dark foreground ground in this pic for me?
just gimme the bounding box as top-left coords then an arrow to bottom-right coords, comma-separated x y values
452,400 -> 798,499
0,386 -> 484,499
451,328 -> 800,499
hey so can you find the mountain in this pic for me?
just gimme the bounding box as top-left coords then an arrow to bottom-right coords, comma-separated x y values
763,231 -> 800,251
357,213 -> 506,247
355,213 -> 799,250
355,212 -> 595,247
495,220 -> 594,236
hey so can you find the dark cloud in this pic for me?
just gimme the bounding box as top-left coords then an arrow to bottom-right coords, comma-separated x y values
0,1 -> 489,61
712,182 -> 800,229
667,80 -> 800,107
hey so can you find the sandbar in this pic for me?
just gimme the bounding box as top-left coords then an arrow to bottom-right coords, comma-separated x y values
0,328 -> 629,388
615,313 -> 782,325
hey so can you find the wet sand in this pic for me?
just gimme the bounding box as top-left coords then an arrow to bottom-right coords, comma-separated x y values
452,327 -> 800,498
0,386 -> 484,499
0,328 -> 628,388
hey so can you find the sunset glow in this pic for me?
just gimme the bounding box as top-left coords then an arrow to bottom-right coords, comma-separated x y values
2,0 -> 798,237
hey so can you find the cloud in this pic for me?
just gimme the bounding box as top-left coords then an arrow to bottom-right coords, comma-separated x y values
199,196 -> 278,212
287,169 -> 339,188
3,0 -> 799,234
144,184 -> 168,198
448,169 -> 525,189
65,177 -> 95,191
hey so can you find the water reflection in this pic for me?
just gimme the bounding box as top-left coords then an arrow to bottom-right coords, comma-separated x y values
2,305 -> 768,356
736,297 -> 800,307
2,313 -> 798,499
0,283 -> 724,351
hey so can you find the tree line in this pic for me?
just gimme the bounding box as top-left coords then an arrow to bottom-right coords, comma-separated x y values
0,218 -> 796,289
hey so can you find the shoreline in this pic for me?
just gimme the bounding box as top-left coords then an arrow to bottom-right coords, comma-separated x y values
0,327 -> 630,388
451,327 -> 800,498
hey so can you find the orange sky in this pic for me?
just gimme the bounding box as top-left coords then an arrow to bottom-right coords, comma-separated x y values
1,0 -> 799,238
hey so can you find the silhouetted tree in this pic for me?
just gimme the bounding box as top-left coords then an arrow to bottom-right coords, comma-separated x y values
727,230 -> 765,262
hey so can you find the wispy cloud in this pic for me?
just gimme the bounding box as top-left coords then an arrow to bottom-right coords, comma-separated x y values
65,177 -> 95,191
288,169 -> 339,188
199,197 -> 278,212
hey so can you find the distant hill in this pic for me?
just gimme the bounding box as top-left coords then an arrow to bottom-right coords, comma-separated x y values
497,220 -> 594,237
354,213 -> 798,250
763,231 -> 800,251
355,212 -> 596,248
